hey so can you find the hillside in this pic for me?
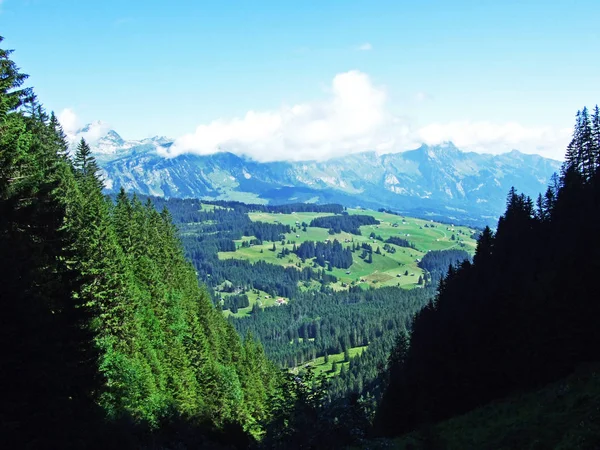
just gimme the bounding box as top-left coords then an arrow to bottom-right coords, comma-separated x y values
365,364 -> 600,450
71,124 -> 561,226
216,208 -> 476,315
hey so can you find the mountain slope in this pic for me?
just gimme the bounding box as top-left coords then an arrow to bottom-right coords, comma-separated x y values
73,125 -> 561,225
367,363 -> 600,450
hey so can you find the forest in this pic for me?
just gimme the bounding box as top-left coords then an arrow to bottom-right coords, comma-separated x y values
293,239 -> 354,269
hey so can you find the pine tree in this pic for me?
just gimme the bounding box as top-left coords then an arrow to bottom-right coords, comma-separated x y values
473,226 -> 494,266
564,110 -> 582,175
74,138 -> 102,189
579,107 -> 595,180
344,347 -> 351,362
592,105 -> 600,175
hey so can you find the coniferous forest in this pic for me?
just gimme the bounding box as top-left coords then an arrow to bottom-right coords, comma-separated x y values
3,33 -> 600,449
0,38 -> 284,448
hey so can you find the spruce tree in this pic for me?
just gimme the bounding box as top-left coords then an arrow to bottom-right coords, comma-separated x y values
592,105 -> 600,174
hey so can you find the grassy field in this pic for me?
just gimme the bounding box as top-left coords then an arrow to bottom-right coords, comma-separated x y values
219,208 -> 477,293
362,364 -> 600,450
293,345 -> 369,378
220,288 -> 284,318
198,203 -> 227,212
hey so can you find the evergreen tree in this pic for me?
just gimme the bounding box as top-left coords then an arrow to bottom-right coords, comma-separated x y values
579,107 -> 595,180
344,347 -> 351,362
592,105 -> 600,174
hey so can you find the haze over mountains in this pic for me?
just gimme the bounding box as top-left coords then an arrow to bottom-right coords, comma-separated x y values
75,123 -> 561,226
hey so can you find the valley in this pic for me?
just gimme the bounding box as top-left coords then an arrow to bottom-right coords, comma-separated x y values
153,197 -> 473,411
3,14 -> 600,448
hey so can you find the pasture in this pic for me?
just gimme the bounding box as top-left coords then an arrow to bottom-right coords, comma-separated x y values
218,208 -> 477,292
293,345 -> 369,378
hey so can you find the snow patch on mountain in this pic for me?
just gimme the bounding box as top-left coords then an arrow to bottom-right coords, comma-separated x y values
385,173 -> 400,185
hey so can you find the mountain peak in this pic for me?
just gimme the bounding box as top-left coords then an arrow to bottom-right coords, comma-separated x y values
431,141 -> 460,153
412,141 -> 463,160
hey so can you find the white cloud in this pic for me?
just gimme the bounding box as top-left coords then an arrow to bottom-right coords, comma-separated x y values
166,71 -> 569,162
61,71 -> 571,162
417,121 -> 571,160
165,71 -> 409,162
58,108 -> 112,146
356,43 -> 372,51
58,108 -> 79,136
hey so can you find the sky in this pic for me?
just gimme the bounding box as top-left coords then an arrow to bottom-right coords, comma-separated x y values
2,0 -> 599,161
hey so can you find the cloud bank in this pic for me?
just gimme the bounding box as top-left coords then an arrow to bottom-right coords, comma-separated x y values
164,71 -> 411,161
417,122 -> 571,158
60,71 -> 571,162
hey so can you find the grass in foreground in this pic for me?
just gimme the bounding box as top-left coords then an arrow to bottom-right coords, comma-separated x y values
363,364 -> 600,450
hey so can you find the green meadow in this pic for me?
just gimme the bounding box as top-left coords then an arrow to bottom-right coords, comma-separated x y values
292,345 -> 369,378
218,208 -> 477,295
220,288 -> 282,318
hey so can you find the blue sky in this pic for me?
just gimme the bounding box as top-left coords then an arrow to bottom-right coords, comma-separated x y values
2,0 -> 599,161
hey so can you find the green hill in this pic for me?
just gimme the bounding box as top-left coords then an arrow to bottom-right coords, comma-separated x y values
215,208 -> 476,313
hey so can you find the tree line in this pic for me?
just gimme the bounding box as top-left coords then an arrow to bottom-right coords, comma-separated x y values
417,249 -> 471,283
384,236 -> 416,249
310,214 -> 380,235
167,198 -> 345,215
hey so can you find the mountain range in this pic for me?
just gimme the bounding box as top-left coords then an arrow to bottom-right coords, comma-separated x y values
76,123 -> 562,226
